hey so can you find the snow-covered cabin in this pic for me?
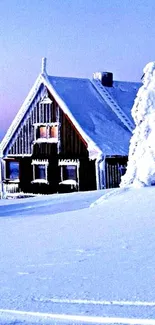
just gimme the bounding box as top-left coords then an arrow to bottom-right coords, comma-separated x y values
0,58 -> 141,197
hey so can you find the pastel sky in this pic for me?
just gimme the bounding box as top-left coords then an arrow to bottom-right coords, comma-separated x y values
0,0 -> 155,139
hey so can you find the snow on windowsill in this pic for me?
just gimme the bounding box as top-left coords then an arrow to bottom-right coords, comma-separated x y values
33,122 -> 58,126
4,179 -> 20,184
34,138 -> 58,144
59,179 -> 77,186
31,179 -> 49,184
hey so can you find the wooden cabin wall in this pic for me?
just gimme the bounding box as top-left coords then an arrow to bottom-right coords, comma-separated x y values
19,157 -> 96,194
105,156 -> 128,188
79,159 -> 96,191
19,157 -> 60,194
59,112 -> 88,158
20,158 -> 33,192
5,87 -> 88,160
32,143 -> 57,159
4,87 -> 97,193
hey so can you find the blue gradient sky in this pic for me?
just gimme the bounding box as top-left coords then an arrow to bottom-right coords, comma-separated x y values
0,0 -> 155,139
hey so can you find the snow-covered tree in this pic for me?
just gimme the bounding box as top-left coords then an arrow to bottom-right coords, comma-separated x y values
120,62 -> 155,188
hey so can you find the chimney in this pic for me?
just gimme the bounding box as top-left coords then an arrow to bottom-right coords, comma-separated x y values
41,57 -> 47,75
93,71 -> 113,87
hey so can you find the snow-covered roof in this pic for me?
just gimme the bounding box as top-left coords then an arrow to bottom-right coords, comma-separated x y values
48,76 -> 141,155
106,81 -> 141,123
0,61 -> 141,157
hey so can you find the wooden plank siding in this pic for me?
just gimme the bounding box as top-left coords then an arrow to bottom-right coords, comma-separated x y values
4,84 -> 46,156
59,112 -> 88,158
5,88 -> 88,159
105,156 -> 128,188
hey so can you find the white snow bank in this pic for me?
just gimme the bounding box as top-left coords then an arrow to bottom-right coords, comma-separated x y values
0,187 -> 155,318
90,188 -> 128,207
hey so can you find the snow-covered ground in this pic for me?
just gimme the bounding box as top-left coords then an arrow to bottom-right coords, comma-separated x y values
0,187 -> 155,324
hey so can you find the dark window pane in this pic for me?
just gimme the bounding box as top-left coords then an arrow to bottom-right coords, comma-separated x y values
63,165 -> 77,181
7,161 -> 19,179
35,165 -> 46,179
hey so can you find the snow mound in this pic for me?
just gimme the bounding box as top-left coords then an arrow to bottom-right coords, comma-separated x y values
90,188 -> 129,207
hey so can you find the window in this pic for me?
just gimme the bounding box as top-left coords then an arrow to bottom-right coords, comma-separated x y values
49,125 -> 58,138
35,164 -> 46,180
39,126 -> 47,138
62,165 -> 77,181
58,159 -> 80,189
6,161 -> 19,181
31,160 -> 49,184
35,124 -> 58,143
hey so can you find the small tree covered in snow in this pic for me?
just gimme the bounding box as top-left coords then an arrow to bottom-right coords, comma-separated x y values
120,62 -> 155,188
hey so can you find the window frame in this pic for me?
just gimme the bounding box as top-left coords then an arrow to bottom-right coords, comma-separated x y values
58,159 -> 80,189
5,159 -> 20,183
31,159 -> 49,184
61,165 -> 77,182
33,123 -> 59,143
